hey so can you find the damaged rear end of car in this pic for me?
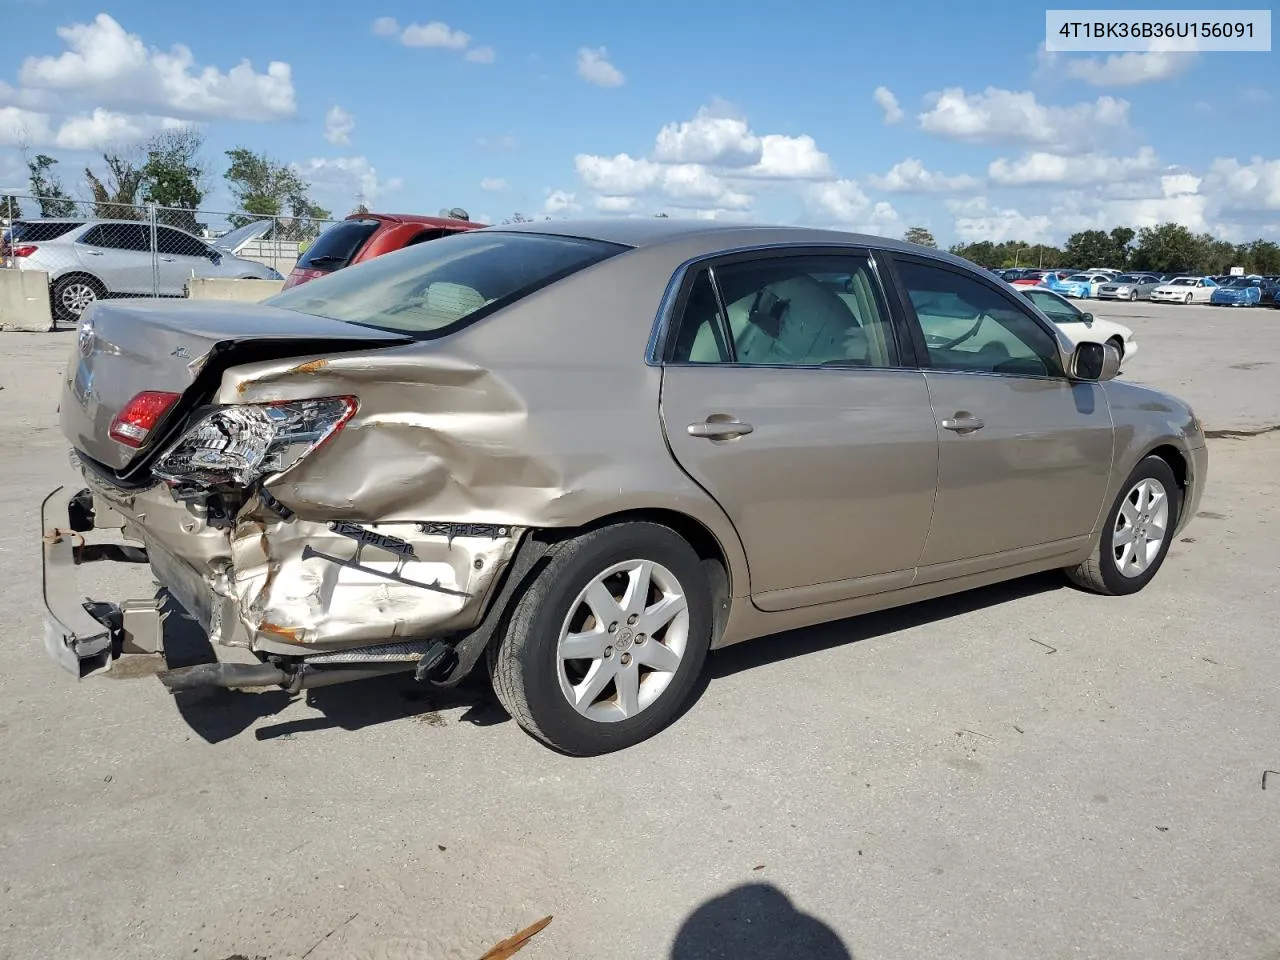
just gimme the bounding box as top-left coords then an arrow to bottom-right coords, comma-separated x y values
44,228 -> 628,694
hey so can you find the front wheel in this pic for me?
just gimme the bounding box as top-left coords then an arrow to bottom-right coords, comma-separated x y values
1184,293 -> 1193,304
488,522 -> 713,755
1065,456 -> 1181,596
1129,290 -> 1138,301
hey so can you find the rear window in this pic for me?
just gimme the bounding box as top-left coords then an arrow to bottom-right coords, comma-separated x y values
295,218 -> 380,271
267,230 -> 625,337
9,220 -> 83,242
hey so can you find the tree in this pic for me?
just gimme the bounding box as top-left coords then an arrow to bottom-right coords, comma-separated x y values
1241,239 -> 1280,275
351,202 -> 370,216
26,154 -> 77,217
222,147 -> 330,241
85,151 -> 146,220
1063,230 -> 1116,268
1130,223 -> 1203,274
654,212 -> 669,218
903,226 -> 937,248
143,128 -> 207,233
0,195 -> 22,222
503,212 -> 534,223
1109,226 -> 1135,266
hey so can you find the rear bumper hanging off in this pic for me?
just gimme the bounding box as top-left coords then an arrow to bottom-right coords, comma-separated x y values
40,485 -> 164,677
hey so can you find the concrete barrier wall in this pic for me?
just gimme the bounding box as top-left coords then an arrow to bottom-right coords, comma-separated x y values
186,278 -> 286,302
0,269 -> 53,332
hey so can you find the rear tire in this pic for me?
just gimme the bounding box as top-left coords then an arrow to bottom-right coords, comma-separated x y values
51,274 -> 105,324
1065,456 -> 1181,596
488,522 -> 713,755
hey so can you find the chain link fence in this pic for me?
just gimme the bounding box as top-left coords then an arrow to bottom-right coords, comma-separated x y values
1,194 -> 343,320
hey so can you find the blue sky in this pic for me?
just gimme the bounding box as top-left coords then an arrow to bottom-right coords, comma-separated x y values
1,0 -> 1276,244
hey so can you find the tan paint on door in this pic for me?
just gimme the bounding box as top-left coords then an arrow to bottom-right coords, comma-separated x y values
660,365 -> 939,610
919,371 -> 1114,571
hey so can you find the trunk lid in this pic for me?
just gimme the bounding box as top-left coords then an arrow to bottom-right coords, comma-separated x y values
62,298 -> 410,471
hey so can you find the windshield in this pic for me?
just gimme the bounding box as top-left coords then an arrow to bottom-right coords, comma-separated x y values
1066,274 -> 1092,282
296,218 -> 380,272
1113,275 -> 1142,283
267,230 -> 625,336
1224,277 -> 1258,288
1169,278 -> 1196,286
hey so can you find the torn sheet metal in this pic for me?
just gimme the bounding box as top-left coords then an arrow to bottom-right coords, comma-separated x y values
227,502 -> 524,654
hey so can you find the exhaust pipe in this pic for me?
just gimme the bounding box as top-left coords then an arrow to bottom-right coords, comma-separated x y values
158,659 -> 417,693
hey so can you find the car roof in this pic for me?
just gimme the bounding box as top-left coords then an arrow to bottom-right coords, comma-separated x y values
353,213 -> 478,228
486,218 -> 981,268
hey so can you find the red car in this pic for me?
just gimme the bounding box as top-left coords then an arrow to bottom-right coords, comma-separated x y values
283,212 -> 483,288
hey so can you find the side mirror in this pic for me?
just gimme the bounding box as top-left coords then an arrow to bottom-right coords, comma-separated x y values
208,250 -> 222,264
1070,340 -> 1121,382
1080,312 -> 1094,323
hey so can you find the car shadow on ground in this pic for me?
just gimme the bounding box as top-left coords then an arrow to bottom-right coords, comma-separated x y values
670,882 -> 853,959
708,571 -> 1065,680
155,590 -> 507,744
160,572 -> 1066,745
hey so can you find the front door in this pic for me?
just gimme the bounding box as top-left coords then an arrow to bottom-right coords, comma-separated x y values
658,251 -> 940,611
887,255 -> 1114,578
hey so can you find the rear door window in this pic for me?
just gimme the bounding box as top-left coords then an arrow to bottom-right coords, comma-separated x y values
296,219 -> 380,271
81,223 -> 151,251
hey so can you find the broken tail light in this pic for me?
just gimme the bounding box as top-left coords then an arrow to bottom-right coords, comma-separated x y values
109,391 -> 182,447
152,396 -> 357,489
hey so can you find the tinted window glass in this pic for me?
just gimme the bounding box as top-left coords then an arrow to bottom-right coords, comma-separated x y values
268,230 -> 624,337
897,259 -> 1063,378
296,218 -> 380,271
156,227 -> 211,257
10,221 -> 83,243
81,223 -> 150,251
678,255 -> 898,367
669,271 -> 731,363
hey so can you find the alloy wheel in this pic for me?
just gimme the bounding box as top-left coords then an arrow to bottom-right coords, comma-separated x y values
1112,477 -> 1170,578
556,559 -> 690,723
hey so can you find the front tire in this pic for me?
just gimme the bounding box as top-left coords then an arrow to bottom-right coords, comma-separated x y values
1065,456 -> 1181,596
488,522 -> 713,755
1129,290 -> 1138,301
1184,293 -> 1193,304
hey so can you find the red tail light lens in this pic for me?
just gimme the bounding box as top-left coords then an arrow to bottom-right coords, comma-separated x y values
11,245 -> 38,258
109,391 -> 181,448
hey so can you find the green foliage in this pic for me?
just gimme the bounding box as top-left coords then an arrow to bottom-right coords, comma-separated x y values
142,128 -> 207,235
26,154 -> 77,217
222,147 -> 331,241
903,226 -> 938,248
0,195 -> 22,221
949,240 -> 1066,269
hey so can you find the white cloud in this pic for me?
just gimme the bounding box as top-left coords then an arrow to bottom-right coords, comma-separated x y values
296,156 -> 404,209
987,147 -> 1159,186
804,179 -> 900,233
55,108 -> 159,150
573,153 -> 752,210
1205,157 -> 1280,211
19,13 -> 296,122
948,197 -> 1056,245
594,195 -> 641,213
1064,50 -> 1196,86
576,47 -> 624,87
324,104 -> 354,146
544,189 -> 581,215
0,106 -> 54,147
401,21 -> 470,49
575,153 -> 661,194
918,86 -> 1130,154
741,134 -> 832,180
869,157 -> 981,193
480,177 -> 508,192
371,17 -> 493,61
654,105 -> 761,166
873,86 -> 904,124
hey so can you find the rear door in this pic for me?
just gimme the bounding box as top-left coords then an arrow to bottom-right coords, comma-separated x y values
155,227 -> 219,294
73,223 -> 154,294
885,253 -> 1114,579
658,248 -> 940,611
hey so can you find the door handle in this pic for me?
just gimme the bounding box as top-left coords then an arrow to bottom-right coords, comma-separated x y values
941,415 -> 985,433
83,250 -> 103,256
687,418 -> 754,440
159,257 -> 175,262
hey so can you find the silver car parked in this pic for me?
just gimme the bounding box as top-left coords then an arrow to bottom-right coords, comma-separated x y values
6,219 -> 281,322
1096,273 -> 1161,301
